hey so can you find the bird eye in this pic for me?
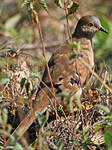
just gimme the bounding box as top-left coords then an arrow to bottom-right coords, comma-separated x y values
88,23 -> 93,27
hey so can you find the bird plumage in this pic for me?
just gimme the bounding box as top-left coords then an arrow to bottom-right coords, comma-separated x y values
34,37 -> 93,112
6,15 -> 108,145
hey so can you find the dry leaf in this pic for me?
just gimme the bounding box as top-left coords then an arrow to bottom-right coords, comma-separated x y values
88,88 -> 98,96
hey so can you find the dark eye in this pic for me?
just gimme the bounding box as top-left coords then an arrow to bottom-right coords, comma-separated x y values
88,23 -> 93,27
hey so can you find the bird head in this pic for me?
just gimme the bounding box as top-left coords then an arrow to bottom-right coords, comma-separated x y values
73,15 -> 108,39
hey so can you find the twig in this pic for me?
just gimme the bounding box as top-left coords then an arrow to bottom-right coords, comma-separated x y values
64,0 -> 72,42
32,10 -> 55,94
79,58 -> 112,94
32,10 -> 59,121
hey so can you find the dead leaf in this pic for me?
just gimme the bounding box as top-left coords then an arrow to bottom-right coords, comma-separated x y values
88,88 -> 98,96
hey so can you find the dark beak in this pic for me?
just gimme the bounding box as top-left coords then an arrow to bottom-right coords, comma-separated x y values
99,26 -> 108,34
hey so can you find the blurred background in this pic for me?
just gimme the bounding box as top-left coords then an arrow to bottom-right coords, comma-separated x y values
0,0 -> 112,149
0,0 -> 112,107
0,0 -> 112,65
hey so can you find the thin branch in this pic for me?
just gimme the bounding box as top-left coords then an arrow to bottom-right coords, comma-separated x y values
32,10 -> 55,94
79,57 -> 112,94
32,10 -> 59,120
64,0 -> 72,43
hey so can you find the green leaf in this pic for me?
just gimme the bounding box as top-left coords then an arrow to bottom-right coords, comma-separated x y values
69,54 -> 77,60
58,92 -> 70,97
2,108 -> 8,124
20,78 -> 26,92
14,143 -> 24,150
0,146 -> 3,149
103,115 -> 112,121
60,14 -> 74,20
24,0 -> 33,20
38,0 -> 48,12
25,82 -> 30,96
74,95 -> 81,109
70,41 -> 81,50
10,28 -> 19,37
0,73 -> 9,86
7,143 -> 24,150
93,123 -> 104,132
82,48 -> 89,50
0,58 -> 17,69
36,111 -> 49,129
17,97 -> 29,105
70,2 -> 79,13
0,73 -> 8,80
105,130 -> 112,150
67,1 -> 79,15
30,72 -> 40,83
54,0 -> 63,8
0,59 -> 6,68
95,104 -> 110,114
56,139 -> 63,150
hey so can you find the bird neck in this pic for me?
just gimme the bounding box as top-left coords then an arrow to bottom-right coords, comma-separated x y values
72,23 -> 95,40
72,31 -> 94,40
72,32 -> 93,51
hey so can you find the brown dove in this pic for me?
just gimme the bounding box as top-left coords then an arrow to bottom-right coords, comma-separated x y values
6,15 -> 108,144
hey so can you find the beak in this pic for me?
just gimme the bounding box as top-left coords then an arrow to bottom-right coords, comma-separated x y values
99,26 -> 108,34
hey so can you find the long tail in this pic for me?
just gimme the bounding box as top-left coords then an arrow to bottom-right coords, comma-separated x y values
6,109 -> 34,146
6,87 -> 51,146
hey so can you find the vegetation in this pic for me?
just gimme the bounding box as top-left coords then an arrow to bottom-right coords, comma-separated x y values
0,0 -> 112,149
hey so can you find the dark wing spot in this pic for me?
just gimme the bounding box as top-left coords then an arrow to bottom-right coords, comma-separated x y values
71,78 -> 75,85
59,77 -> 64,81
70,78 -> 79,85
54,84 -> 62,94
75,79 -> 79,85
